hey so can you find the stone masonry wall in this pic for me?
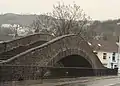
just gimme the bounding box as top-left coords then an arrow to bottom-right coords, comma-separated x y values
0,33 -> 54,53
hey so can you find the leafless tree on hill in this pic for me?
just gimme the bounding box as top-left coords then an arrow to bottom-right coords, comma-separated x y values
31,2 -> 93,40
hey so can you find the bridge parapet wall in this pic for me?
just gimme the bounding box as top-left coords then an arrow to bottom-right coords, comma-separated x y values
0,34 -> 104,69
0,66 -> 118,81
0,34 -> 118,81
0,33 -> 54,53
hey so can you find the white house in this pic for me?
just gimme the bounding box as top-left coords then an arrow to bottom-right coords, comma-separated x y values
88,40 -> 120,73
1,24 -> 12,28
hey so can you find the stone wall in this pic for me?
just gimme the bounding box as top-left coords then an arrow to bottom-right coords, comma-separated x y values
0,66 -> 118,81
0,33 -> 54,53
0,34 -> 118,81
0,34 -> 104,69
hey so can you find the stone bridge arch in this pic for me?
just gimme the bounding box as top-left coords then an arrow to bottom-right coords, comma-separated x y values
0,34 -> 118,81
0,34 -> 104,70
47,49 -> 96,69
0,34 -> 117,80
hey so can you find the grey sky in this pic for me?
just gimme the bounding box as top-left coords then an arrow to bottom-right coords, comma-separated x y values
0,0 -> 120,20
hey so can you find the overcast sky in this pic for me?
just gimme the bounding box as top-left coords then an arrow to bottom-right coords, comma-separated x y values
0,0 -> 120,20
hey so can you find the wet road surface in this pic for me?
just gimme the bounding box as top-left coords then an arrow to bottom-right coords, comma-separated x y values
0,76 -> 119,86
73,77 -> 120,86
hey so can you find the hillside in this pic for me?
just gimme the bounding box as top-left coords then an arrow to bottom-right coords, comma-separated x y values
0,13 -> 120,38
90,20 -> 120,36
88,19 -> 120,42
0,13 -> 38,26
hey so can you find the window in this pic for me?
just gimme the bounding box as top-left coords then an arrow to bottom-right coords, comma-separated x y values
103,53 -> 107,55
103,53 -> 107,59
103,56 -> 106,59
112,56 -> 115,62
112,52 -> 116,62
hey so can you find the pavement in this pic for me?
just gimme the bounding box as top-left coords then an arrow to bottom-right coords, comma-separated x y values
112,83 -> 120,86
29,75 -> 119,86
1,75 -> 119,86
84,77 -> 120,86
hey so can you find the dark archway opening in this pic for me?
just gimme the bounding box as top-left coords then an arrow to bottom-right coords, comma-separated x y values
49,55 -> 95,78
58,55 -> 92,68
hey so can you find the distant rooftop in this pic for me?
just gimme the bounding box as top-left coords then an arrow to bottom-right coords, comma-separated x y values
89,39 -> 118,53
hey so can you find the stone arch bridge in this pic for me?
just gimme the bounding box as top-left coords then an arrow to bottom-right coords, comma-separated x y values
0,34 -> 118,81
0,33 -> 54,60
0,33 -> 54,54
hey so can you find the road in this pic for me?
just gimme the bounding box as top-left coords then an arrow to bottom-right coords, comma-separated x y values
72,77 -> 120,86
28,76 -> 120,86
0,76 -> 119,86
112,83 -> 120,86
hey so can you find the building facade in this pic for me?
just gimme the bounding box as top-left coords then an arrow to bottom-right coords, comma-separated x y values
94,51 -> 119,69
89,40 -> 120,73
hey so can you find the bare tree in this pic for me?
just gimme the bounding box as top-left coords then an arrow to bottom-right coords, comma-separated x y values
31,15 -> 56,35
51,2 -> 91,35
31,2 -> 92,39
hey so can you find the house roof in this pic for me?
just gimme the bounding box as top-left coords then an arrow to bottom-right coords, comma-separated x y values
89,39 -> 118,53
